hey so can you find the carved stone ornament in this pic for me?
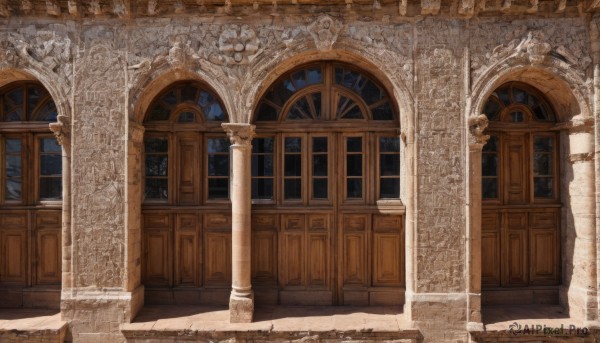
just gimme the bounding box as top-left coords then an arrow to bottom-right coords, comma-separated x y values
308,15 -> 342,51
49,114 -> 70,146
0,33 -> 72,74
168,38 -> 199,69
216,25 -> 261,65
468,114 -> 490,145
128,122 -> 145,143
222,123 -> 256,146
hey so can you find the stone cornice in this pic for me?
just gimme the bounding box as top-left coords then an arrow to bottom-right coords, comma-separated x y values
0,0 -> 588,19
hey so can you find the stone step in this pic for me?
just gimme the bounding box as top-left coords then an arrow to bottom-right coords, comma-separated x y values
0,310 -> 67,343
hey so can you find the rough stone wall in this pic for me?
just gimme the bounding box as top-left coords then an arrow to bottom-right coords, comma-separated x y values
415,18 -> 466,293
71,29 -> 127,289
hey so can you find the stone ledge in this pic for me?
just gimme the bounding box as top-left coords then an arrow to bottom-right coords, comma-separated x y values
0,310 -> 67,343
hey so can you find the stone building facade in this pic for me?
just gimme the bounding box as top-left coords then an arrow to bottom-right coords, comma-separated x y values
0,0 -> 599,342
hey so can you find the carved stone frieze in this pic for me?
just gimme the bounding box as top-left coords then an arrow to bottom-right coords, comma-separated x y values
222,123 -> 256,146
471,22 -> 592,81
308,15 -> 343,51
216,25 -> 261,64
468,114 -> 490,145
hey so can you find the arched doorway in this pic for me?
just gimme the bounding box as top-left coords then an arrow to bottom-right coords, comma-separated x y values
481,82 -> 560,304
141,81 -> 233,305
0,81 -> 62,308
252,62 -> 405,306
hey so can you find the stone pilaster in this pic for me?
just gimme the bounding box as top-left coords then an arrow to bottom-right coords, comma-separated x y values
222,123 -> 255,323
466,114 -> 489,328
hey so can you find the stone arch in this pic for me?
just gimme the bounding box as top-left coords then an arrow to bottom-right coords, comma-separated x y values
467,55 -> 596,325
130,66 -> 234,125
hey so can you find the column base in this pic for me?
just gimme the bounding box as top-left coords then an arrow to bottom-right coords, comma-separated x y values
229,291 -> 254,323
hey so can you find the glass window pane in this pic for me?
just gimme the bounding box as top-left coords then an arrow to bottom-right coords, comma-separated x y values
251,179 -> 273,200
534,154 -> 552,176
347,137 -> 362,152
145,138 -> 168,153
33,100 -> 57,122
41,138 -> 61,152
285,137 -> 301,152
208,155 -> 229,176
145,155 -> 168,176
284,155 -> 302,176
252,155 -> 273,177
342,105 -> 364,119
5,155 -> 21,178
284,179 -> 301,199
5,139 -> 21,153
177,111 -> 196,123
313,179 -> 328,199
313,137 -> 327,152
181,86 -> 197,102
256,102 -> 279,121
380,154 -> 399,176
207,138 -> 230,153
208,178 -> 229,199
534,177 -> 553,198
372,102 -> 394,120
483,100 -> 501,121
145,179 -> 168,200
512,87 -> 527,104
347,179 -> 362,198
380,178 -> 400,198
483,136 -> 498,152
306,67 -> 322,85
252,138 -> 273,153
5,178 -> 21,200
147,103 -> 170,121
360,81 -> 383,104
311,93 -> 322,119
534,137 -> 553,152
482,178 -> 498,199
313,155 -> 327,176
379,137 -> 400,152
287,97 -> 311,120
482,154 -> 498,177
346,155 -> 362,176
40,177 -> 62,200
510,111 -> 524,122
40,155 -> 62,175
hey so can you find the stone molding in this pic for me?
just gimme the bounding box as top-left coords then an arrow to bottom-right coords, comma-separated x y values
222,123 -> 255,146
467,114 -> 490,146
569,152 -> 594,164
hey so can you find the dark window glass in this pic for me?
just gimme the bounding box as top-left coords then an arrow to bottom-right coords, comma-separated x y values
252,155 -> 273,177
311,93 -> 322,119
207,138 -> 230,153
372,102 -> 394,120
347,179 -> 362,198
177,111 -> 196,123
380,154 -> 399,176
313,155 -> 328,176
287,97 -> 312,120
482,154 -> 498,177
145,156 -> 168,176
313,179 -> 328,199
256,102 -> 279,121
41,155 -> 61,175
144,137 -> 168,201
145,179 -> 168,200
380,137 -> 400,152
313,137 -> 327,152
483,136 -> 498,152
284,179 -> 301,199
512,87 -> 527,104
4,138 -> 22,201
208,155 -> 229,176
482,178 -> 498,199
534,177 -> 553,198
347,137 -> 362,152
181,86 -> 197,102
208,178 -> 229,199
360,81 -> 383,104
347,155 -> 362,176
39,138 -> 62,200
40,178 -> 61,200
534,137 -> 553,152
510,111 -> 524,122
534,154 -> 552,176
285,137 -> 302,152
483,100 -> 501,121
380,178 -> 400,198
285,155 -> 302,176
252,137 -> 273,153
6,178 -> 21,200
251,179 -> 273,199
533,136 -> 555,198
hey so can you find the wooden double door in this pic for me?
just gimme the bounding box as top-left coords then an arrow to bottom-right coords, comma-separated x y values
481,131 -> 560,303
250,132 -> 405,306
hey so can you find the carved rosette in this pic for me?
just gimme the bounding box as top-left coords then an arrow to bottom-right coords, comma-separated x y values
49,114 -> 70,147
308,15 -> 342,51
468,114 -> 490,146
222,123 -> 255,146
217,25 -> 260,65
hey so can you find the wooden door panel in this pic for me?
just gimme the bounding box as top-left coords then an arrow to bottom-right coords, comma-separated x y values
144,230 -> 170,286
175,214 -> 199,287
481,211 -> 499,232
252,231 -> 277,282
177,137 -> 200,205
283,214 -> 305,232
504,229 -> 528,286
342,233 -> 367,286
373,233 -> 402,286
530,229 -> 558,285
1,230 -> 27,284
307,233 -> 328,287
281,233 -> 304,287
36,229 -> 61,284
503,135 -> 528,204
481,230 -> 500,287
204,232 -> 231,286
0,212 -> 27,228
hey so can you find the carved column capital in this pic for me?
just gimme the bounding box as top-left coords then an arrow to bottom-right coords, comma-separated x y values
128,121 -> 145,143
222,123 -> 255,146
49,114 -> 70,147
468,114 -> 490,146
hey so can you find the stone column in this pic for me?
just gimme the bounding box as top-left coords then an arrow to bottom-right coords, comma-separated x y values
562,116 -> 597,323
465,114 -> 489,328
49,115 -> 72,290
222,123 -> 255,323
